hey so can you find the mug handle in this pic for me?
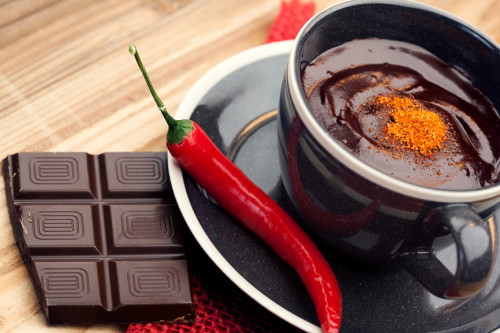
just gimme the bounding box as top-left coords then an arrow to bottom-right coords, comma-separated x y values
398,204 -> 496,299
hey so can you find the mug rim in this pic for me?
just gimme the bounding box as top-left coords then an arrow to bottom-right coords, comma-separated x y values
287,0 -> 500,203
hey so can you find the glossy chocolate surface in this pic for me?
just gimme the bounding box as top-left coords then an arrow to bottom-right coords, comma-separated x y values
3,152 -> 194,325
302,38 -> 500,189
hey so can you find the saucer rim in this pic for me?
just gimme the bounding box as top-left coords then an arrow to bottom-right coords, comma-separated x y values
168,41 -> 320,333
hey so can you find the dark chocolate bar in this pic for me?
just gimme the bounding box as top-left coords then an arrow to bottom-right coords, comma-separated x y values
2,152 -> 195,325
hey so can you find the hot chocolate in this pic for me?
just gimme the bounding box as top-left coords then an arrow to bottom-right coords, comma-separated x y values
302,38 -> 500,190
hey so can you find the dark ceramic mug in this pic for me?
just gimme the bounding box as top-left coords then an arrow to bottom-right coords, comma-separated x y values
278,0 -> 499,299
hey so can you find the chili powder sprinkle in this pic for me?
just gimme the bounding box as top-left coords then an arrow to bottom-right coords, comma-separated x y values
375,95 -> 447,156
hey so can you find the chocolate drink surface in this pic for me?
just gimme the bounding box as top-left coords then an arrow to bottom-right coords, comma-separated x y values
302,38 -> 500,190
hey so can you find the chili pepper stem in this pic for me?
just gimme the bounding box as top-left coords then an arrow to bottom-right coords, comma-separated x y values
129,44 -> 194,145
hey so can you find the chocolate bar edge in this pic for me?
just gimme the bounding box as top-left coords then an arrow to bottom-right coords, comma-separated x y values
2,154 -> 51,318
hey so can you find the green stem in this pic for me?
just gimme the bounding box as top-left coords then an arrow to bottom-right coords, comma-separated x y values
129,44 -> 176,129
129,44 -> 194,145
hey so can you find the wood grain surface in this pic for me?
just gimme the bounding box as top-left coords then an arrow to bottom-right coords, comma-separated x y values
1,0 -> 499,332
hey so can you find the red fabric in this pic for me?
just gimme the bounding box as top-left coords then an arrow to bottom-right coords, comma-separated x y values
266,0 -> 316,43
126,2 -> 315,332
126,270 -> 301,333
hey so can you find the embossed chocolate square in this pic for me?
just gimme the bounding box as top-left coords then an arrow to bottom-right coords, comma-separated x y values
2,152 -> 195,325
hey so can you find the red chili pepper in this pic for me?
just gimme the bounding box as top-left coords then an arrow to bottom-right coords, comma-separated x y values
129,45 -> 342,333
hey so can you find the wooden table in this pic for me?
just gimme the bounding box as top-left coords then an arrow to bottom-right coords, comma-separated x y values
1,0 -> 499,332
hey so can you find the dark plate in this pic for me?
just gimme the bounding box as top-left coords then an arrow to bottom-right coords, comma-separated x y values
169,41 -> 500,333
